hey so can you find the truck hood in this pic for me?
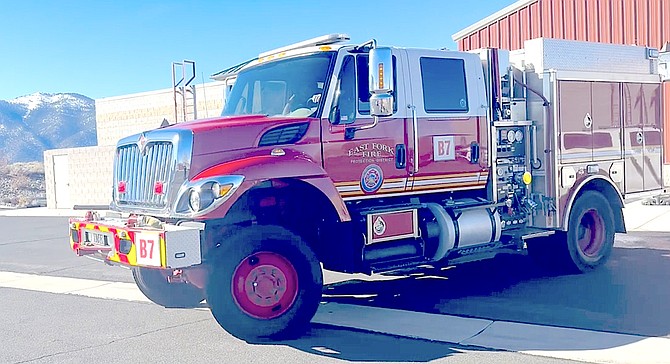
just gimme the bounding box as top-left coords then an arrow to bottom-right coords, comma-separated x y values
169,114 -> 315,156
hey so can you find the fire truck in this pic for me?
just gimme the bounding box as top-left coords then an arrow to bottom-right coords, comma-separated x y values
69,34 -> 667,340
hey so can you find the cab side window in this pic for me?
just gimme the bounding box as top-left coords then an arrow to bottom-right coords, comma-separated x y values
330,55 -> 356,124
420,57 -> 468,113
356,55 -> 397,115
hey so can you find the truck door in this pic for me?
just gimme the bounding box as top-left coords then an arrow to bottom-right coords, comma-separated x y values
322,51 -> 409,199
623,83 -> 663,193
405,51 -> 489,192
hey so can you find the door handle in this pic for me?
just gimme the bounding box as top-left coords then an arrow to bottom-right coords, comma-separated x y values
470,141 -> 480,164
395,144 -> 406,169
583,113 -> 592,128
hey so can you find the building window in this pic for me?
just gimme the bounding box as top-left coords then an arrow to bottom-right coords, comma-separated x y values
420,57 -> 468,113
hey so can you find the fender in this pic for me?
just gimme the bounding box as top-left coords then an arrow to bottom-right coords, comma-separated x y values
192,149 -> 351,222
561,175 -> 624,231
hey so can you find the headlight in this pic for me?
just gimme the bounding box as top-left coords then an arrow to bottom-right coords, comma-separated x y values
211,182 -> 221,197
188,189 -> 201,212
176,175 -> 244,216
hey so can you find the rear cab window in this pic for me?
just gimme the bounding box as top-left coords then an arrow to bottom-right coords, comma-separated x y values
420,57 -> 469,113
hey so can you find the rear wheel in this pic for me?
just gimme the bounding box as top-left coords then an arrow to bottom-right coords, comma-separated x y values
132,267 -> 205,308
206,225 -> 322,341
527,190 -> 615,273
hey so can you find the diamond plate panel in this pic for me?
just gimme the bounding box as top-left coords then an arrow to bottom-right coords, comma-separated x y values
522,38 -> 657,75
165,225 -> 202,268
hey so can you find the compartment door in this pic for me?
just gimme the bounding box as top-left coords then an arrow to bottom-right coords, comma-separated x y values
591,82 -> 622,161
623,83 -> 646,193
558,81 -> 593,164
641,83 -> 663,190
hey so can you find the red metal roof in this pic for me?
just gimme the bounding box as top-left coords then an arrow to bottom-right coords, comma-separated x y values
453,0 -> 670,51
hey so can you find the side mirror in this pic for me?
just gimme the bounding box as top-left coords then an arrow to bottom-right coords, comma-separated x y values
369,47 -> 394,117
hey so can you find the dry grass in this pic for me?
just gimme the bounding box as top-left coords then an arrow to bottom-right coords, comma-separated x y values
0,160 -> 46,208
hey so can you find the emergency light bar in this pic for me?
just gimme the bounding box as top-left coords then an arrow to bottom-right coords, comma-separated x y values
258,33 -> 350,59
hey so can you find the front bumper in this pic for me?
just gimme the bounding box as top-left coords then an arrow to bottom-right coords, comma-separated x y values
69,215 -> 203,269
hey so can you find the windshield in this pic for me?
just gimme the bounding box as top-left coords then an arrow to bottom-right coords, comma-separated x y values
222,52 -> 334,118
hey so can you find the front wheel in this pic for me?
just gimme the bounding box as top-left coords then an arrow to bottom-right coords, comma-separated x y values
527,190 -> 615,273
132,267 -> 205,308
206,225 -> 323,341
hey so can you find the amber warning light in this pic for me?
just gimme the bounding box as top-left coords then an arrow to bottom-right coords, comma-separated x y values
378,63 -> 384,89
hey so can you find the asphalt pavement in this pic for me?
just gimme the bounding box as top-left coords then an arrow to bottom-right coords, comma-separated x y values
0,202 -> 669,363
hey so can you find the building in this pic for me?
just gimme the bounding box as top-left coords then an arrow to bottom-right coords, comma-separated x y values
43,56 -> 251,210
452,0 -> 670,186
44,81 -> 227,209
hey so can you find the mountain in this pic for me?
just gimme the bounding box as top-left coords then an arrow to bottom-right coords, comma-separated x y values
0,93 -> 96,162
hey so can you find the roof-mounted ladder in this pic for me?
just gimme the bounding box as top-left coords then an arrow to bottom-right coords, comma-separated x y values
172,60 -> 197,123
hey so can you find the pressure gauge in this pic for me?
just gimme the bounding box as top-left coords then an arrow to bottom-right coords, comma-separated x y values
507,129 -> 516,142
515,130 -> 524,141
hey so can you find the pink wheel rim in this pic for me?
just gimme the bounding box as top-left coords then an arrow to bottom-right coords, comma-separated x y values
231,251 -> 298,319
577,209 -> 605,257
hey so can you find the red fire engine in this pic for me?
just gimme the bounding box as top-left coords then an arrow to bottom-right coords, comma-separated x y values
69,34 -> 667,340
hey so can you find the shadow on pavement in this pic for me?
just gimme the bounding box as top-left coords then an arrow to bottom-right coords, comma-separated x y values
321,232 -> 670,338
271,325 -> 491,363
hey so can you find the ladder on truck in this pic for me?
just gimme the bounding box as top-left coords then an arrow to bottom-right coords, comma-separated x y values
172,60 -> 197,123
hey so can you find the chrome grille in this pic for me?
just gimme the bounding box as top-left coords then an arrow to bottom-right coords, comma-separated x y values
115,142 -> 175,208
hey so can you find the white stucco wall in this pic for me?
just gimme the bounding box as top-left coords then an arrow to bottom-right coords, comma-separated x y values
45,81 -> 226,209
44,146 -> 116,208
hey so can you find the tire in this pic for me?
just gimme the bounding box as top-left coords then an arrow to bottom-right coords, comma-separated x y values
206,225 -> 323,341
527,190 -> 615,273
132,267 -> 205,308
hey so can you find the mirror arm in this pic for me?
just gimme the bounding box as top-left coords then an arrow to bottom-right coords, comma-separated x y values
345,117 -> 379,140
353,39 -> 377,52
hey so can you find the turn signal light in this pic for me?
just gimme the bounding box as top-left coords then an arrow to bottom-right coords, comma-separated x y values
378,63 -> 384,89
212,183 -> 234,198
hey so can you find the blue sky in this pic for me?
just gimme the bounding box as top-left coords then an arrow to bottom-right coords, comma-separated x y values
0,0 -> 515,101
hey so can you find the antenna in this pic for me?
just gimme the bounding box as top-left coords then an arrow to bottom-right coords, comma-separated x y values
201,72 -> 209,118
